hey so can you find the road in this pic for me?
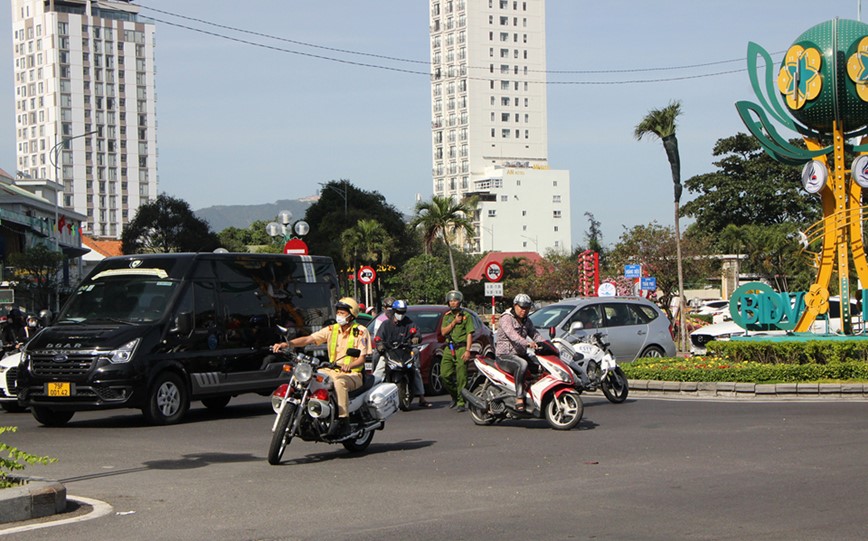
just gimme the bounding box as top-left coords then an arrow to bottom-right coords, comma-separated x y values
2,394 -> 868,540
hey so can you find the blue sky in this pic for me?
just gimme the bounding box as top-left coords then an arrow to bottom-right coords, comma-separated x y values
0,1 -> 862,246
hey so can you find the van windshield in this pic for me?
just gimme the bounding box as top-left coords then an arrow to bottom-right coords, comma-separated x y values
59,275 -> 178,324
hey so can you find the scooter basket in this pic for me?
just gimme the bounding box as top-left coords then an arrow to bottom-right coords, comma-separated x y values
366,382 -> 399,420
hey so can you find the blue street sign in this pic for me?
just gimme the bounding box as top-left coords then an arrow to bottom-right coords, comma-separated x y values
640,277 -> 657,291
624,264 -> 641,279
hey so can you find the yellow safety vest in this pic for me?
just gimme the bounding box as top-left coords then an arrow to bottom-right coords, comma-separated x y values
328,323 -> 362,373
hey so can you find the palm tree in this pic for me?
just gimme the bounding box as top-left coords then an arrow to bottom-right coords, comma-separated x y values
410,195 -> 476,290
634,101 -> 688,352
340,219 -> 394,299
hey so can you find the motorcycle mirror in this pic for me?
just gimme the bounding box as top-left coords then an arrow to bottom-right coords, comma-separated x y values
568,321 -> 585,334
409,327 -> 417,334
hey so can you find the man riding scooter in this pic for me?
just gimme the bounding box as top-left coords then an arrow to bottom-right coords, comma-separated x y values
494,293 -> 543,411
373,300 -> 431,409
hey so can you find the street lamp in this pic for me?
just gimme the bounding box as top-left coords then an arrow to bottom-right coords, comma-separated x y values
265,210 -> 309,252
519,234 -> 539,252
479,224 -> 495,251
47,129 -> 100,312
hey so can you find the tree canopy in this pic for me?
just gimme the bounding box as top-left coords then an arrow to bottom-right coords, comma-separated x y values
122,194 -> 220,254
682,133 -> 821,241
410,195 -> 476,290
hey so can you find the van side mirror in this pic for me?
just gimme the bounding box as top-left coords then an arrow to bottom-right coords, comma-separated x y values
173,311 -> 193,335
569,321 -> 585,334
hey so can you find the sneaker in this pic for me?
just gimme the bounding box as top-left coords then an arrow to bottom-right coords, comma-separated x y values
456,406 -> 466,412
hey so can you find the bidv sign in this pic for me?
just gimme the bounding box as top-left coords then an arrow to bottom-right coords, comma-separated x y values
729,282 -> 806,331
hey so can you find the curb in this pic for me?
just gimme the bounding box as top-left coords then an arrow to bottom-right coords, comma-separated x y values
627,380 -> 868,400
0,477 -> 65,524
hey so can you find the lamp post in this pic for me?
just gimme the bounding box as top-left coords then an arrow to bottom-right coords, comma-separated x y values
479,224 -> 495,251
519,234 -> 539,252
265,210 -> 309,254
47,129 -> 99,312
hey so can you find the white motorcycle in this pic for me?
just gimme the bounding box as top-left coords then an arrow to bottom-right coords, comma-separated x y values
267,347 -> 399,465
551,323 -> 629,404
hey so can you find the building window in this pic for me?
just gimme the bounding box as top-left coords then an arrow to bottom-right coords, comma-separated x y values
553,210 -> 562,219
488,209 -> 496,217
553,195 -> 561,203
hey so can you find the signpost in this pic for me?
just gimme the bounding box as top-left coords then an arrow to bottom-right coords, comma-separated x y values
484,261 -> 504,326
484,261 -> 503,282
624,264 -> 641,279
358,266 -> 376,309
640,277 -> 657,291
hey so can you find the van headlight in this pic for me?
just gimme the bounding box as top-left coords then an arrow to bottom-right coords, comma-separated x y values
108,339 -> 140,364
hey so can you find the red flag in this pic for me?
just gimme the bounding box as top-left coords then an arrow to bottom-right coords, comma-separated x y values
57,215 -> 66,232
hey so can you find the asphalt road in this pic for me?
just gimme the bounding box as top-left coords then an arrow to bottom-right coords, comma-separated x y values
2,393 -> 868,541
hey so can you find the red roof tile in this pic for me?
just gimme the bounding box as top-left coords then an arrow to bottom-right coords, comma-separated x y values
81,234 -> 123,258
464,251 -> 544,282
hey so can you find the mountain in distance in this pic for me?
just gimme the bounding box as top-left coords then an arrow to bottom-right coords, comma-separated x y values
194,197 -> 316,232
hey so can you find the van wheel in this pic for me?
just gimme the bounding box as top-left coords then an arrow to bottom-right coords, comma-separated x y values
426,356 -> 444,395
31,406 -> 74,426
143,372 -> 189,425
201,396 -> 231,410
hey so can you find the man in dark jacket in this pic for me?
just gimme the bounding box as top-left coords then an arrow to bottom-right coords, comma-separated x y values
374,300 -> 431,408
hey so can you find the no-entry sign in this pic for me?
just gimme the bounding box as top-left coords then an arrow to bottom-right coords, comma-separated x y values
357,266 -> 377,285
484,261 -> 503,282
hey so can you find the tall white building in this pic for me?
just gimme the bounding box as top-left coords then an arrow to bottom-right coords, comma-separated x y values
11,0 -> 157,239
429,0 -> 570,254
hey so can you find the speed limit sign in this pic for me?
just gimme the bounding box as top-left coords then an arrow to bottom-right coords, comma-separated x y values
357,266 -> 377,285
484,261 -> 503,282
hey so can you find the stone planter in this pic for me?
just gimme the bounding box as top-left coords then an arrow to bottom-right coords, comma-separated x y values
0,477 -> 66,523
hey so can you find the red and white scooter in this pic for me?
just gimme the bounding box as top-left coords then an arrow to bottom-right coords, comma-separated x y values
460,341 -> 584,430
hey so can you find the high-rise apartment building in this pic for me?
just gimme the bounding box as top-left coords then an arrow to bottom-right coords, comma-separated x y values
429,0 -> 571,254
11,0 -> 157,239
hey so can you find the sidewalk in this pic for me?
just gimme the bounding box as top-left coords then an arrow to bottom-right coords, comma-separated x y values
627,380 -> 868,400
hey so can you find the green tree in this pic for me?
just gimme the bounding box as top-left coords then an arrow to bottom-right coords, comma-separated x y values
635,101 -> 687,351
608,223 -> 714,336
341,219 -> 395,306
733,223 -> 814,292
303,180 -> 417,280
8,244 -> 64,310
682,133 -> 821,240
122,194 -> 220,254
384,253 -> 454,304
217,219 -> 282,253
410,195 -> 476,290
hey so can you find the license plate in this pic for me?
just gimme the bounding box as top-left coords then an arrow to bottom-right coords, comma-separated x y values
47,382 -> 71,397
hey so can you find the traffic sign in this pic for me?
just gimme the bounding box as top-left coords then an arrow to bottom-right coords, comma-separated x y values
484,261 -> 504,282
640,277 -> 657,291
283,238 -> 309,255
357,266 -> 377,285
624,264 -> 641,279
484,282 -> 504,297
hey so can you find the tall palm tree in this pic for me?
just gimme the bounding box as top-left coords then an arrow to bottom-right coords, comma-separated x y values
410,195 -> 476,290
634,101 -> 688,352
340,219 -> 394,299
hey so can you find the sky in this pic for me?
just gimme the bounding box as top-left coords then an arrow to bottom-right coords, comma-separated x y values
0,1 -> 864,247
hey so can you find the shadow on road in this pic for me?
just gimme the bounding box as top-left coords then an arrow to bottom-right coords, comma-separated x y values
277,439 -> 436,466
60,452 -> 261,483
47,402 -> 275,429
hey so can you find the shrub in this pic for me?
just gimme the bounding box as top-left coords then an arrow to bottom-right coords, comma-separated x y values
623,356 -> 868,383
0,426 -> 56,489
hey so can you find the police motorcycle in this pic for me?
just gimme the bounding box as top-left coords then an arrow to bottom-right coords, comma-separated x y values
374,331 -> 422,412
551,322 -> 629,403
267,347 -> 399,465
460,340 -> 584,430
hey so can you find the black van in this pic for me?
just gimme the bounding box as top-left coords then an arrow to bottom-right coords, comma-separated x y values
17,252 -> 339,426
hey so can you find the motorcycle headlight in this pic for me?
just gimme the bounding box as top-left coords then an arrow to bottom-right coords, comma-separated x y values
294,362 -> 313,383
108,338 -> 140,364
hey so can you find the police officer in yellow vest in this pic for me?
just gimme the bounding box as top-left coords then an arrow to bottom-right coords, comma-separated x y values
272,297 -> 371,435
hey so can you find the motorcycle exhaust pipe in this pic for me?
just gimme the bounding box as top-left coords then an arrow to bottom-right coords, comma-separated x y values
307,399 -> 332,419
461,388 -> 486,410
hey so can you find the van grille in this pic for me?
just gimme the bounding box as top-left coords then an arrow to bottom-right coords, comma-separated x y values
30,352 -> 98,378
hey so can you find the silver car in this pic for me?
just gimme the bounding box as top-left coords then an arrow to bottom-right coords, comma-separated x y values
528,297 -> 676,361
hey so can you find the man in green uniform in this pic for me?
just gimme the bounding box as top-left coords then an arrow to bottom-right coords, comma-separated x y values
440,290 -> 475,412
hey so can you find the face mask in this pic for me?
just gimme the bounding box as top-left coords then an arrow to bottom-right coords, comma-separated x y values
336,315 -> 349,326
394,313 -> 404,321
28,321 -> 37,328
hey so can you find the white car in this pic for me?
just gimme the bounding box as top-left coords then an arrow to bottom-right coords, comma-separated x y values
690,297 -> 860,355
0,352 -> 24,412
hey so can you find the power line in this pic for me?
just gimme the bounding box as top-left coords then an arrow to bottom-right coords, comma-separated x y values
139,6 -> 779,85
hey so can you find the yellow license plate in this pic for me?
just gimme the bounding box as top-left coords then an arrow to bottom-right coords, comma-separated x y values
47,382 -> 71,397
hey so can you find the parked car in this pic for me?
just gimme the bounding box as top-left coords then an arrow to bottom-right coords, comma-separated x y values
528,296 -> 676,362
689,296 -> 862,355
367,305 -> 494,394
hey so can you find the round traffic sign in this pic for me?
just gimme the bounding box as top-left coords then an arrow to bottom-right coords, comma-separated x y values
597,282 -> 617,297
484,261 -> 503,282
283,238 -> 308,255
357,266 -> 377,285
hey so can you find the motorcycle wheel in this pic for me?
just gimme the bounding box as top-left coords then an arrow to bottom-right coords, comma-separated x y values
544,391 -> 583,430
467,383 -> 495,426
397,379 -> 412,412
342,428 -> 374,453
601,366 -> 629,403
267,403 -> 296,465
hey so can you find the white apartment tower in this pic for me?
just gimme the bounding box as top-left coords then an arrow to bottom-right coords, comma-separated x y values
429,0 -> 571,254
11,0 -> 157,239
